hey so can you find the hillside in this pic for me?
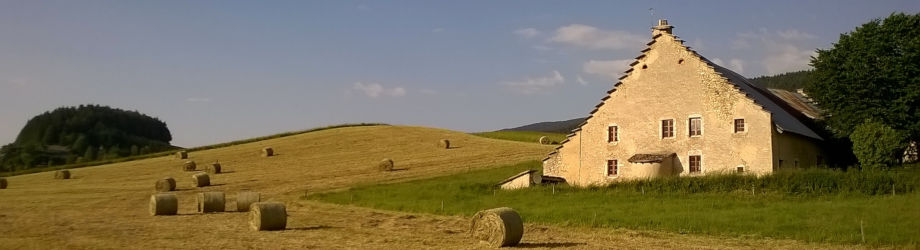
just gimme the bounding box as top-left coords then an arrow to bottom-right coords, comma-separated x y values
0,105 -> 176,171
501,117 -> 585,134
750,70 -> 813,91
0,125 -> 553,248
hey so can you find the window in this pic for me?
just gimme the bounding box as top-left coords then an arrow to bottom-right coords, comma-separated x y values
734,119 -> 746,133
661,119 -> 674,138
606,160 -> 618,177
689,117 -> 702,136
689,155 -> 701,173
736,166 -> 745,173
794,160 -> 799,168
607,125 -> 618,142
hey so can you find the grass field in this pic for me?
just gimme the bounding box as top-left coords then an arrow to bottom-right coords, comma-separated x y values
472,131 -> 567,144
312,161 -> 920,247
0,125 -> 871,249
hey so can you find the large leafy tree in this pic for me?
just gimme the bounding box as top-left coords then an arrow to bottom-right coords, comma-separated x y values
807,13 -> 920,144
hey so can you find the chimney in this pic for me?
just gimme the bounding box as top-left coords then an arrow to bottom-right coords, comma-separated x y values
652,19 -> 673,35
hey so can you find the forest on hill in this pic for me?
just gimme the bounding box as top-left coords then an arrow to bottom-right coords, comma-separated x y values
750,70 -> 813,90
0,105 -> 176,171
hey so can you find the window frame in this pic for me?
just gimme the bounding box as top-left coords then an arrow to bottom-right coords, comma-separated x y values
660,119 -> 675,139
606,159 -> 619,178
607,124 -> 619,143
688,154 -> 702,174
688,116 -> 703,137
734,118 -> 746,133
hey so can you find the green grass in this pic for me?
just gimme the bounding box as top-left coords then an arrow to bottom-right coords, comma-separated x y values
472,131 -> 567,144
1,123 -> 387,177
311,160 -> 920,246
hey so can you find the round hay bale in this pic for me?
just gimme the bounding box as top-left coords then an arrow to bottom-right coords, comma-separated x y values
470,207 -> 524,248
192,173 -> 210,187
207,162 -> 222,174
538,136 -> 549,145
0,177 -> 7,189
149,193 -> 178,216
438,139 -> 451,149
377,158 -> 394,171
262,147 -> 274,157
236,191 -> 261,212
183,161 -> 197,171
249,202 -> 287,231
197,191 -> 226,213
155,177 -> 176,192
176,151 -> 188,159
54,170 -> 71,179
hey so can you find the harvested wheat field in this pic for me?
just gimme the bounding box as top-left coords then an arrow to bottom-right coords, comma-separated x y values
0,125 -> 859,249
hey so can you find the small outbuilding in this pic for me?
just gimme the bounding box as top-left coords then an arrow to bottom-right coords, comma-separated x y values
497,170 -> 540,190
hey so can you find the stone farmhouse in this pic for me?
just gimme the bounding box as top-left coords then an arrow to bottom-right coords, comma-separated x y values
542,20 -> 825,187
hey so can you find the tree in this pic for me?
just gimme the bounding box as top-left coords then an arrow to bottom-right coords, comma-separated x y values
806,13 -> 920,144
130,145 -> 139,156
83,146 -> 97,162
850,120 -> 907,169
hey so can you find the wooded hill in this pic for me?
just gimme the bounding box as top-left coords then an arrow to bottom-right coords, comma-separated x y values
0,105 -> 176,171
750,70 -> 813,91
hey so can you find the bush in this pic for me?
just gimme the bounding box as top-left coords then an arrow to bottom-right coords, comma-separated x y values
850,120 -> 907,169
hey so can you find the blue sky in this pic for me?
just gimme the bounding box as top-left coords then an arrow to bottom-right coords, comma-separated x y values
1,1 -> 917,147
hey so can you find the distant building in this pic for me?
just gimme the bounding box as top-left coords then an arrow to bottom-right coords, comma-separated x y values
542,20 -> 824,187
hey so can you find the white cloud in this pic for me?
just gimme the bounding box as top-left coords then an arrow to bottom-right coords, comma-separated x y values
583,59 -> 632,80
501,70 -> 565,95
576,75 -> 588,86
186,97 -> 211,103
352,82 -> 406,98
418,89 -> 438,95
731,28 -> 818,75
550,24 -> 646,50
531,45 -> 553,51
729,59 -> 745,74
514,28 -> 541,38
777,29 -> 817,40
711,58 -> 725,66
432,28 -> 445,33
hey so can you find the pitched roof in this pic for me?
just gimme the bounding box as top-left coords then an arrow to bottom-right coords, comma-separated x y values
496,170 -> 536,186
628,153 -> 675,163
704,62 -> 823,140
768,89 -> 823,120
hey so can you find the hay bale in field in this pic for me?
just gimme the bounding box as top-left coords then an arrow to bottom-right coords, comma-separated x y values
0,177 -> 7,189
262,147 -> 274,157
176,151 -> 188,159
249,202 -> 287,231
192,173 -> 210,187
155,177 -> 176,192
54,170 -> 71,179
149,193 -> 178,216
377,158 -> 394,171
470,207 -> 524,248
538,136 -> 549,145
236,191 -> 261,212
197,191 -> 226,213
183,161 -> 197,171
438,139 -> 451,149
207,161 -> 222,174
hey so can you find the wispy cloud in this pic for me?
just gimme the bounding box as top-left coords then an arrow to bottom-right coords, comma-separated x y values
431,27 -> 445,33
501,70 -> 565,95
732,28 -> 818,75
550,24 -> 646,50
576,75 -> 589,86
513,28 -> 541,38
583,59 -> 631,80
352,82 -> 406,98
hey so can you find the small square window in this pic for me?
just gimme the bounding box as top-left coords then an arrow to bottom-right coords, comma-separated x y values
607,160 -> 618,177
737,166 -> 744,173
661,119 -> 674,138
689,117 -> 702,136
734,119 -> 746,133
608,126 -> 618,142
689,155 -> 701,173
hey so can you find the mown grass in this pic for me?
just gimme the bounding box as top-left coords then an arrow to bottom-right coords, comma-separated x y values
471,131 -> 567,144
0,123 -> 387,177
311,161 -> 920,246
